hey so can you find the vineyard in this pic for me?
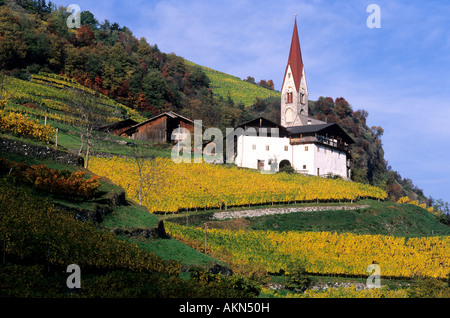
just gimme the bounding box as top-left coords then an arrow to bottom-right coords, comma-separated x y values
0,110 -> 55,141
185,60 -> 281,107
88,156 -> 387,214
2,73 -> 145,127
165,222 -> 450,280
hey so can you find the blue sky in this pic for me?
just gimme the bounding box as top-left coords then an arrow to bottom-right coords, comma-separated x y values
54,0 -> 450,203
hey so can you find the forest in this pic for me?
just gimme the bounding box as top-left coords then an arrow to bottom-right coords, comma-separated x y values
0,0 -> 436,206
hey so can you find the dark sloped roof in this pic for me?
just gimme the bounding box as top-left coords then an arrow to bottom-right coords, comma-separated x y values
287,123 -> 354,144
121,111 -> 198,136
236,117 -> 290,137
97,119 -> 138,132
133,111 -> 195,129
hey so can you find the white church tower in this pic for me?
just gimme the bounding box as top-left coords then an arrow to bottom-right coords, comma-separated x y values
280,15 -> 309,127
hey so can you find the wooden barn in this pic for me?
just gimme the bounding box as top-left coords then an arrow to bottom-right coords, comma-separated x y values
120,111 -> 196,143
97,119 -> 138,136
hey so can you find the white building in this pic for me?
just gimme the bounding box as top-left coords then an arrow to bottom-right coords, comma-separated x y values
230,16 -> 354,179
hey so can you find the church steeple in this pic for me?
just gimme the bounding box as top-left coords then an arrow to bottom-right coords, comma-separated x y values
280,15 -> 309,127
283,15 -> 303,92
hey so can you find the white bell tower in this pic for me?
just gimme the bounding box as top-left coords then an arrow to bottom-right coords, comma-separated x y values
280,15 -> 308,128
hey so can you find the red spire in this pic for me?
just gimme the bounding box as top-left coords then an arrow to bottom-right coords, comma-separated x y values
282,16 -> 304,92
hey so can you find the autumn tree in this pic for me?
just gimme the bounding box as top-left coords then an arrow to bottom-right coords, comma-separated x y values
243,76 -> 255,84
258,79 -> 274,90
132,147 -> 165,206
70,88 -> 102,169
0,6 -> 27,69
0,71 -> 9,110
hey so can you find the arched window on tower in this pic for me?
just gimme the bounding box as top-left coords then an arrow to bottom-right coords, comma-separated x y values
286,92 -> 293,104
285,108 -> 293,123
300,93 -> 305,104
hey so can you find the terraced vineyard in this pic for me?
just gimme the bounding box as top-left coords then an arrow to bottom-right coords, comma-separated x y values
3,73 -> 145,126
185,60 -> 281,107
166,222 -> 450,279
89,156 -> 387,214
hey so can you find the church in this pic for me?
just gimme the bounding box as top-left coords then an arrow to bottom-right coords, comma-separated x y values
231,16 -> 354,179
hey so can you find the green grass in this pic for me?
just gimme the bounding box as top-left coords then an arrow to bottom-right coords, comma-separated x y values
41,119 -> 173,158
122,236 -> 223,268
248,200 -> 450,237
1,149 -> 225,270
101,204 -> 160,229
185,60 -> 281,107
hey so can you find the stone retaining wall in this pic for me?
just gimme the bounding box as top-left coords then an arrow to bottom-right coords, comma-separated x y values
212,205 -> 370,220
0,137 -> 83,166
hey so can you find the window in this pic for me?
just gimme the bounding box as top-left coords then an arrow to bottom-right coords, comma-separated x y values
304,146 -> 308,151
286,92 -> 293,104
288,72 -> 291,78
285,108 -> 293,123
284,145 -> 289,151
266,145 -> 270,151
303,165 -> 307,170
252,144 -> 256,150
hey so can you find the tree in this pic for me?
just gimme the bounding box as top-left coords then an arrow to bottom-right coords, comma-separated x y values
433,199 -> 450,215
0,7 -> 28,69
142,69 -> 167,110
0,71 -> 9,110
70,88 -> 102,169
132,147 -> 164,206
80,10 -> 98,29
243,76 -> 255,84
285,262 -> 311,292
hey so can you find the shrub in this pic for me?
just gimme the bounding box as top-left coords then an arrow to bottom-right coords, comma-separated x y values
0,158 -> 99,199
407,277 -> 450,298
0,110 -> 55,141
284,262 -> 312,292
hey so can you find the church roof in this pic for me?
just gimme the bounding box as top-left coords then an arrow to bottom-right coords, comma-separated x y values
282,16 -> 304,92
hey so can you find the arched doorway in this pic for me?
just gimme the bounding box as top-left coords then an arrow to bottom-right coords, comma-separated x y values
279,160 -> 291,170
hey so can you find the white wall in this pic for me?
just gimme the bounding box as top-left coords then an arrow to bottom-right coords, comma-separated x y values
314,144 -> 348,178
292,143 -> 315,174
235,135 -> 291,172
235,135 -> 349,178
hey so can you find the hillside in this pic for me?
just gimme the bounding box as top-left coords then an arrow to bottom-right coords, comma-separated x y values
185,60 -> 280,107
4,72 -> 145,124
0,153 -> 258,298
1,0 -> 450,301
0,0 -> 437,206
201,200 -> 450,238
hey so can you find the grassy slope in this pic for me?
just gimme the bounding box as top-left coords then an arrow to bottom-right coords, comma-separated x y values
0,149 -> 221,271
247,200 -> 450,237
3,69 -> 449,297
185,60 -> 281,107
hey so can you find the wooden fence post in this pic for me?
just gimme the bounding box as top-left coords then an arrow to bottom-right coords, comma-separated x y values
204,222 -> 208,254
55,128 -> 58,148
